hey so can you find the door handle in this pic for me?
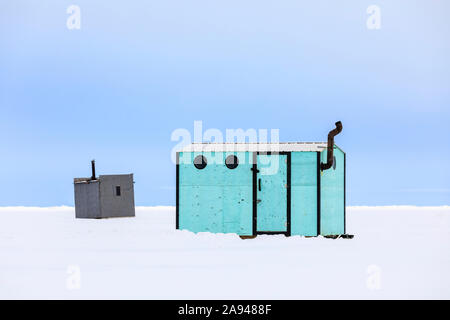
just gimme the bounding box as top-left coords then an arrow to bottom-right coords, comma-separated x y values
258,178 -> 261,191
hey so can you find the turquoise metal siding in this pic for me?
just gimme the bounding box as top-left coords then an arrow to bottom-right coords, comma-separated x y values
178,151 -> 253,235
320,146 -> 345,235
290,152 -> 318,236
256,154 -> 287,232
177,147 -> 345,237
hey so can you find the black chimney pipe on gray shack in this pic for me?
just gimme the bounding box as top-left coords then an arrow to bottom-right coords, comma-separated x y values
91,160 -> 96,180
320,121 -> 343,171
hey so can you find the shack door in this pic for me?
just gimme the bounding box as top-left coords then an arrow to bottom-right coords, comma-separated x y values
256,154 -> 288,234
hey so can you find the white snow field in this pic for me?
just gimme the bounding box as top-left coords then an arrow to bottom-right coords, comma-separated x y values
0,206 -> 449,299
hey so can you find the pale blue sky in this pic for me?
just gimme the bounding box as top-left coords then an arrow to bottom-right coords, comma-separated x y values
0,1 -> 449,206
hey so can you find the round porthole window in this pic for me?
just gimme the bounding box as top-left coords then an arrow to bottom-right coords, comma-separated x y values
332,156 -> 336,170
193,155 -> 207,170
225,155 -> 239,169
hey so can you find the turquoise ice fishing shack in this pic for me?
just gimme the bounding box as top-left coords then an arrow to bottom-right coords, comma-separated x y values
176,122 -> 349,238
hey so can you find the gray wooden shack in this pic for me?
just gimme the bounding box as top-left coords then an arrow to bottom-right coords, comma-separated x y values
74,161 -> 135,219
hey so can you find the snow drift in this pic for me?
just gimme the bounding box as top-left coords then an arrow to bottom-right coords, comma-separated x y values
0,206 -> 449,299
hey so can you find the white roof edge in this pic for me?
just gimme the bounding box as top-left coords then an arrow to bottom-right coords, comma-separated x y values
180,142 -> 339,152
